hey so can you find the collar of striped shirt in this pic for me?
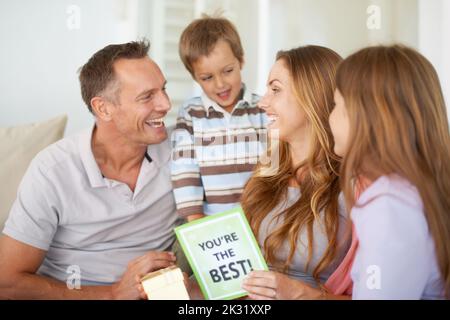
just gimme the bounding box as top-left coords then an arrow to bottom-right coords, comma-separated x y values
200,83 -> 254,117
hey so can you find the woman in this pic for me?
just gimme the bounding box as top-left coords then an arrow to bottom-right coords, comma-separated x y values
241,46 -> 351,299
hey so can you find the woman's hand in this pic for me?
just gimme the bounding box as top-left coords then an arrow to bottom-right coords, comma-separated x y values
241,270 -> 323,300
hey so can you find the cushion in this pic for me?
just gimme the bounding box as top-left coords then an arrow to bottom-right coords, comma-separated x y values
0,115 -> 67,229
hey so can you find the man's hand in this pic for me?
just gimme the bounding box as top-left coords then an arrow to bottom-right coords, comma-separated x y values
111,251 -> 176,300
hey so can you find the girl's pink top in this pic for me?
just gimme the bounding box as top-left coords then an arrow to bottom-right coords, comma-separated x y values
324,178 -> 368,296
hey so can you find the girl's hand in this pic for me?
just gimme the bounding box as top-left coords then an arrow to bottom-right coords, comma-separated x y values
241,270 -> 323,300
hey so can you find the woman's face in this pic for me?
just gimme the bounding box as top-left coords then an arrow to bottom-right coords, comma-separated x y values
329,89 -> 350,157
259,59 -> 307,143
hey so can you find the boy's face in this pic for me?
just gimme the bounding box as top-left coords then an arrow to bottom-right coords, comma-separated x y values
192,39 -> 243,112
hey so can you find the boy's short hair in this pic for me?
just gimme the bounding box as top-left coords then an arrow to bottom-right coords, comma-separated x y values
179,14 -> 244,77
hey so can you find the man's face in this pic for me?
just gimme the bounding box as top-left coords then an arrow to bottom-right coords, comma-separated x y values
107,57 -> 171,146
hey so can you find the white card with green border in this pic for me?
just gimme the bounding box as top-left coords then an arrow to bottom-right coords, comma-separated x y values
175,206 -> 268,300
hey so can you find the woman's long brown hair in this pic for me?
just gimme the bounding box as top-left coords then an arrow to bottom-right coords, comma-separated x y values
241,46 -> 343,280
336,45 -> 450,297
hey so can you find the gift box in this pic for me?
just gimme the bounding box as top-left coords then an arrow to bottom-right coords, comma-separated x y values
140,265 -> 190,300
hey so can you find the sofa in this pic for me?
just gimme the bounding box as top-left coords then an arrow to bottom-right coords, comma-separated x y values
0,115 -> 67,230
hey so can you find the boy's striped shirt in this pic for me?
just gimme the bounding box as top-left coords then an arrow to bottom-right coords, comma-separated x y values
171,86 -> 268,217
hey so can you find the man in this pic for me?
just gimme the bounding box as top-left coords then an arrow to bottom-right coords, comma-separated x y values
0,40 -> 184,299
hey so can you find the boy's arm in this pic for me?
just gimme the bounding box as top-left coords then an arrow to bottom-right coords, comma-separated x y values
186,213 -> 206,222
171,106 -> 205,221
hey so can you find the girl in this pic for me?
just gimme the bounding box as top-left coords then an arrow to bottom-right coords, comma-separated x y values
328,45 -> 450,299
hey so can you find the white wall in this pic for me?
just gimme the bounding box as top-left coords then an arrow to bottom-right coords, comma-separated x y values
418,0 -> 450,121
244,0 -> 419,93
1,0 -> 448,134
443,0 -> 450,121
0,0 -> 138,135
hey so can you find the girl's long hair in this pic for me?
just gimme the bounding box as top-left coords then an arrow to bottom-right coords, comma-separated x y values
241,46 -> 343,280
336,45 -> 450,297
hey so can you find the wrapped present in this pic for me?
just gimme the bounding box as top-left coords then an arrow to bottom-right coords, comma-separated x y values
140,265 -> 190,300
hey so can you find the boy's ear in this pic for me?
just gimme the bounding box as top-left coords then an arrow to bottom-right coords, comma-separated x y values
91,97 -> 114,121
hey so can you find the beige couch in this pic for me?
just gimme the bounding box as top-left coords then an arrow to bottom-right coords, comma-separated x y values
0,115 -> 67,230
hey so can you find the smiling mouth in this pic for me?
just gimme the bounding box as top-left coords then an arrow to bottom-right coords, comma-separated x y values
217,89 -> 231,100
146,118 -> 165,128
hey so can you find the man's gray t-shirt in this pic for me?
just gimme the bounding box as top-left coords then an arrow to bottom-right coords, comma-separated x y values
3,127 -> 182,284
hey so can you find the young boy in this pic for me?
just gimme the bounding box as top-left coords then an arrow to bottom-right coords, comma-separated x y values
171,15 -> 267,222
